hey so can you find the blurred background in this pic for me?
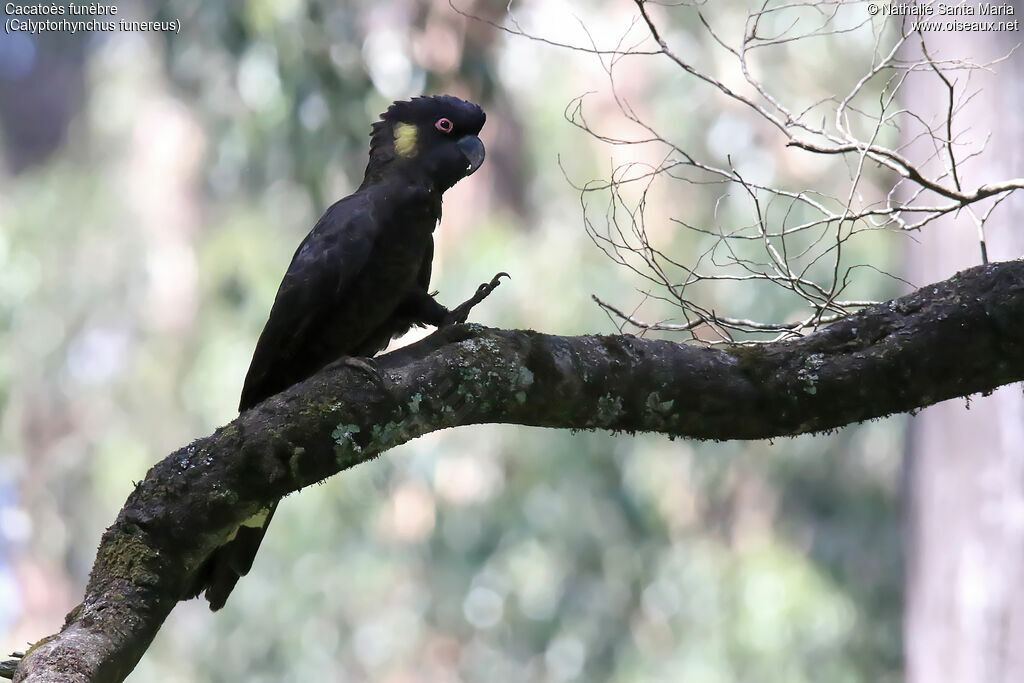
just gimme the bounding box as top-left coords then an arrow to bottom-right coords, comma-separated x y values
2,1 -> 1019,681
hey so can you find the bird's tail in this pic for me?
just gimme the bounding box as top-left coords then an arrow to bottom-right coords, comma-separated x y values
185,502 -> 278,610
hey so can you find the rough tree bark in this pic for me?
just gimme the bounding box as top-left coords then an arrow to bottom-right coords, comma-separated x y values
4,260 -> 1024,683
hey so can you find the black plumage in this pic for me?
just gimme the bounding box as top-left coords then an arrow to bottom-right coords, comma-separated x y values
187,95 -> 500,610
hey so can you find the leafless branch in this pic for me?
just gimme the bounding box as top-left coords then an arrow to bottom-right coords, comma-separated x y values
483,0 -> 1023,341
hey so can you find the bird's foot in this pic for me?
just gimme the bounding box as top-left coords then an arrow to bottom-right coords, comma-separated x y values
442,272 -> 509,326
342,357 -> 393,400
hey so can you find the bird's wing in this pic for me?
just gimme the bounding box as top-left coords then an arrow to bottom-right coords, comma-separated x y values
239,196 -> 377,411
417,238 -> 434,291
194,198 -> 377,610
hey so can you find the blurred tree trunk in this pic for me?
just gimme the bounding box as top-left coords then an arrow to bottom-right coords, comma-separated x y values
903,8 -> 1024,681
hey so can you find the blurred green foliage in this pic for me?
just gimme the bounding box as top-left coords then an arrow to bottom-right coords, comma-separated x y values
0,1 -> 904,681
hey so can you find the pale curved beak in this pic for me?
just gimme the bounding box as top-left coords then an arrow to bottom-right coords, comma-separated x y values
456,135 -> 485,175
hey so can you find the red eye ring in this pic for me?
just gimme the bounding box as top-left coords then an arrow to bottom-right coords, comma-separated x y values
435,117 -> 454,133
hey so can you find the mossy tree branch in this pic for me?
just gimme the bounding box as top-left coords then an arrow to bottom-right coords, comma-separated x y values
6,260 -> 1024,682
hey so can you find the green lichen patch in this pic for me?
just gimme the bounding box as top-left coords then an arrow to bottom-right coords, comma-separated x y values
646,391 -> 675,416
457,335 -> 500,356
371,420 -> 412,447
595,392 -> 625,427
516,366 -> 534,389
332,424 -> 361,443
99,528 -> 162,588
796,353 -> 826,395
725,343 -> 768,376
460,366 -> 483,382
332,423 -> 363,466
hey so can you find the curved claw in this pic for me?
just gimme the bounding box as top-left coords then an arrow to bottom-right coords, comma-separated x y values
442,271 -> 510,327
477,272 -> 510,295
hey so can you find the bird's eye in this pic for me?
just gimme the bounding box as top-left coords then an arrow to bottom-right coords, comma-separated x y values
435,117 -> 454,133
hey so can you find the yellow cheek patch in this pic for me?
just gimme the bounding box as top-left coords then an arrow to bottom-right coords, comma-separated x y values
394,122 -> 418,158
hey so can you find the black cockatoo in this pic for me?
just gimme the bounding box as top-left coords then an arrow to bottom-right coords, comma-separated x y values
187,95 -> 504,610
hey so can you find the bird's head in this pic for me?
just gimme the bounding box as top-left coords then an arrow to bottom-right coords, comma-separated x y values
363,95 -> 486,192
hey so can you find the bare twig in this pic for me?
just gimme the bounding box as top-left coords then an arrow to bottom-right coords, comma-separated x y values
486,0 -> 1022,339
